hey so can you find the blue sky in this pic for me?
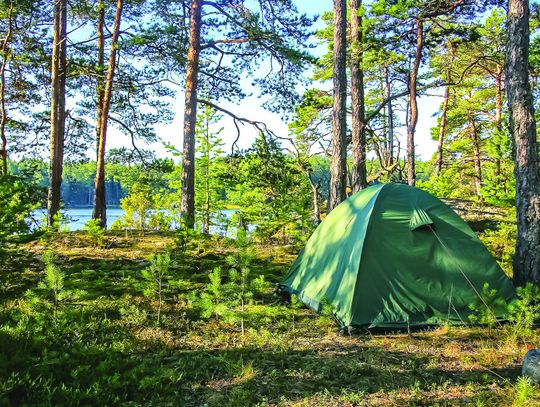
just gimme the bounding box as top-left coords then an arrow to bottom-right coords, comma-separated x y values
108,1 -> 440,161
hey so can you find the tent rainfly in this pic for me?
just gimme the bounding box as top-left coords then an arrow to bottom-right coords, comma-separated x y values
280,183 -> 515,328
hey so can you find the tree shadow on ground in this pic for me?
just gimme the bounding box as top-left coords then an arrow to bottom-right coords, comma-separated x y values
0,247 -> 42,304
184,345 -> 519,406
0,323 -> 521,406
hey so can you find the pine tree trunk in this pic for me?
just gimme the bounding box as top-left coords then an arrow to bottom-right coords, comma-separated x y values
92,0 -> 123,228
407,19 -> 423,187
468,109 -> 483,202
435,65 -> 451,176
328,0 -> 348,211
494,64 -> 503,177
95,0 -> 105,157
384,66 -> 394,166
181,0 -> 202,228
505,0 -> 540,287
0,2 -> 13,176
47,0 -> 68,227
203,124 -> 210,234
308,175 -> 321,224
350,0 -> 367,193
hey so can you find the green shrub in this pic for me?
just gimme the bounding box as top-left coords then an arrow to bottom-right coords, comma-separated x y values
0,174 -> 42,252
479,222 -> 516,276
507,283 -> 540,342
250,275 -> 272,304
468,283 -> 508,331
174,217 -> 200,255
148,211 -> 171,230
116,179 -> 156,231
39,212 -> 70,244
83,219 -> 107,247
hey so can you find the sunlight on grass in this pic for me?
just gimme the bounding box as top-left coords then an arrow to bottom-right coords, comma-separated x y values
0,232 -> 538,406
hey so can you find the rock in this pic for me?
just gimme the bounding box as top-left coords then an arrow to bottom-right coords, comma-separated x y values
522,349 -> 540,384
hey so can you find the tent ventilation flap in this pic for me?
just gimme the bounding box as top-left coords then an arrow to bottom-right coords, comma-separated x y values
410,208 -> 434,231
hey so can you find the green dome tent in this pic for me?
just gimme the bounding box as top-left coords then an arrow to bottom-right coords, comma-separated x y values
281,183 -> 515,328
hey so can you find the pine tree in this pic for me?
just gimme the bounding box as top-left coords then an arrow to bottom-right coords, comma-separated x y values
505,0 -> 540,286
47,0 -> 68,227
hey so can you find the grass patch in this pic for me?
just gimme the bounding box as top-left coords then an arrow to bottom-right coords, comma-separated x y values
0,232 -> 538,406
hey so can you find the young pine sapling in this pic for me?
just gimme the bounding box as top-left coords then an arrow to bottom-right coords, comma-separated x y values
142,251 -> 171,324
39,250 -> 65,308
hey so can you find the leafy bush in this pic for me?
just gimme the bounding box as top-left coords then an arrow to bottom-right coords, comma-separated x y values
479,222 -> 516,276
116,180 -> 155,231
0,174 -> 43,250
148,211 -> 171,230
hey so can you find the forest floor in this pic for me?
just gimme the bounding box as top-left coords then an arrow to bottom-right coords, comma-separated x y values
0,231 -> 539,406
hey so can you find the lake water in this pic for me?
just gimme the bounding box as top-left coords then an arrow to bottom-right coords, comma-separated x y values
32,208 -> 239,232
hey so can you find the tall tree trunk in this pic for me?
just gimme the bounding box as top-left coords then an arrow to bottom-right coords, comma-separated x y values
203,121 -> 210,234
96,0 -> 105,157
384,66 -> 394,166
328,0 -> 347,211
181,0 -> 202,228
92,0 -> 123,227
350,0 -> 367,193
435,65 -> 451,176
505,0 -> 540,287
0,2 -> 13,176
468,107 -> 483,202
494,64 -> 503,177
407,18 -> 423,186
47,0 -> 68,227
308,174 -> 321,224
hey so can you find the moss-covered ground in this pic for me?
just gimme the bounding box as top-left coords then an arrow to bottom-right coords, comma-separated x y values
0,231 -> 538,406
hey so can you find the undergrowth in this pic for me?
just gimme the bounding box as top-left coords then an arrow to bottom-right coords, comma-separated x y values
0,231 -> 538,406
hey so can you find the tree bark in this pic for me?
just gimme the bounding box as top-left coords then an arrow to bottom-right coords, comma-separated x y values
434,85 -> 449,177
308,174 -> 321,224
92,0 -> 123,227
407,18 -> 423,186
95,0 -> 105,157
181,0 -> 202,228
203,117 -> 210,234
384,66 -> 394,166
47,0 -> 68,227
328,0 -> 348,211
435,56 -> 452,176
350,0 -> 367,193
505,0 -> 540,287
494,63 -> 503,177
0,2 -> 13,176
467,105 -> 483,202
